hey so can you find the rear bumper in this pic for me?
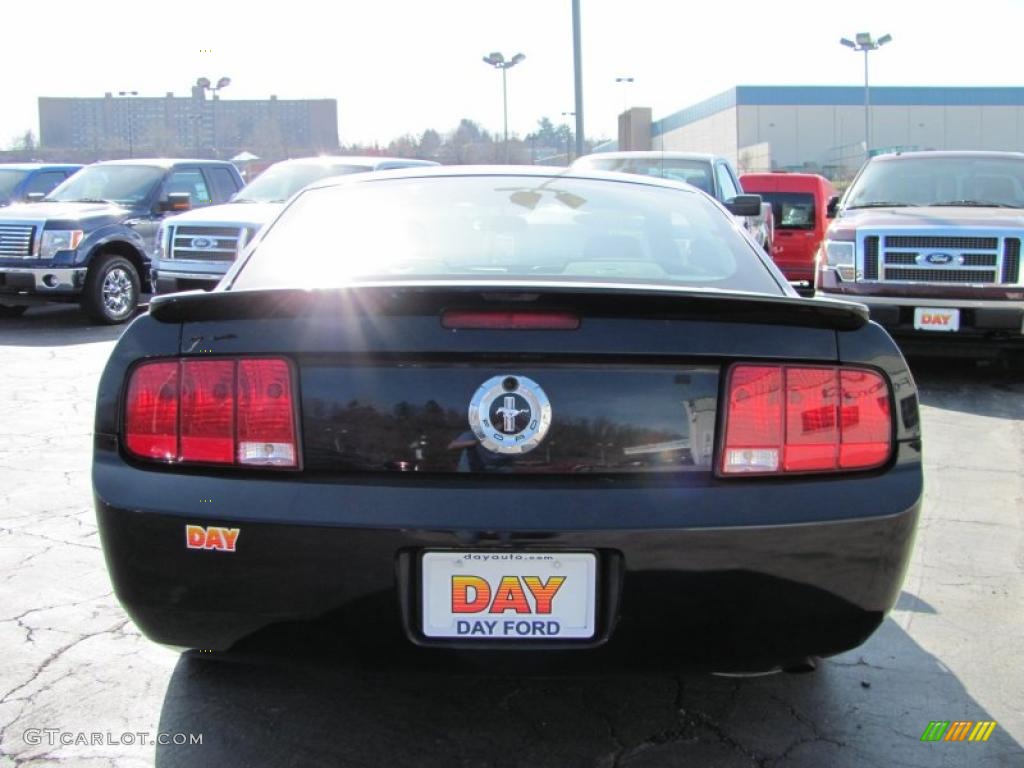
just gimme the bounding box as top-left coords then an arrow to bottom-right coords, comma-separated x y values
94,444 -> 923,670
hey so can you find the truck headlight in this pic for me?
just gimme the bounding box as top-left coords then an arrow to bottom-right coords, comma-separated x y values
40,230 -> 84,260
824,240 -> 856,281
154,224 -> 167,260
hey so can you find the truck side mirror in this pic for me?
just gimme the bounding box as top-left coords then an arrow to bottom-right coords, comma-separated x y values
724,194 -> 762,217
26,192 -> 46,202
159,192 -> 192,213
826,195 -> 840,218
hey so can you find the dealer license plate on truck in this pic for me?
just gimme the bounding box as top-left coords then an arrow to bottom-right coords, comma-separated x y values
914,307 -> 960,332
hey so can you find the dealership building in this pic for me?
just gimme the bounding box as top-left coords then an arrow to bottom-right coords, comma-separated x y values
616,85 -> 1024,180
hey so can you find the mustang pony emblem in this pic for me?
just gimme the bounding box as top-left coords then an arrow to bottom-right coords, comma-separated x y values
468,375 -> 552,455
495,395 -> 530,433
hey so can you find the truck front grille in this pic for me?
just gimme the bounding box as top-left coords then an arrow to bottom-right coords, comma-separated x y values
883,268 -> 997,283
859,230 -> 1021,286
169,225 -> 246,262
1003,238 -> 1021,284
0,224 -> 36,258
884,236 -> 998,250
961,253 -> 998,267
863,236 -> 879,279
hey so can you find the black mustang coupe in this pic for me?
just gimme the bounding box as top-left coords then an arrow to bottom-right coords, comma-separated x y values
93,167 -> 922,672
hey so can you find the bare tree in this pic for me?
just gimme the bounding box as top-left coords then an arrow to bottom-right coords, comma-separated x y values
8,130 -> 36,151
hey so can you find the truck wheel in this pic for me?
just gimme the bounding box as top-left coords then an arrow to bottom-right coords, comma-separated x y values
82,254 -> 140,324
0,305 -> 28,318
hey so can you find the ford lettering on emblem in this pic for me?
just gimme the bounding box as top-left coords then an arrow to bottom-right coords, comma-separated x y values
468,375 -> 552,455
925,252 -> 954,265
190,236 -> 215,250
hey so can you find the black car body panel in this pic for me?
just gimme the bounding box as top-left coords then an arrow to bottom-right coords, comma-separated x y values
93,170 -> 922,671
94,289 -> 922,669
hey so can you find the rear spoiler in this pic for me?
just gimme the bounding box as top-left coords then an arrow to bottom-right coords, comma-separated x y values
148,281 -> 869,331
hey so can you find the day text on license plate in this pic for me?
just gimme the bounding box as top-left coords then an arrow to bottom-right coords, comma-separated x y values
421,551 -> 596,640
914,307 -> 960,332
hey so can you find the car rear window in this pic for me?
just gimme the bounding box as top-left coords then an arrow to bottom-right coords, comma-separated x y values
230,175 -> 782,294
761,192 -> 816,230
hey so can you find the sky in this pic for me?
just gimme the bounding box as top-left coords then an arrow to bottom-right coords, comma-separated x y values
4,0 -> 1023,149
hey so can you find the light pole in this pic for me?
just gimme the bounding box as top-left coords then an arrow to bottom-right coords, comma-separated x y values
840,33 -> 892,159
615,76 -> 634,113
572,0 -> 584,159
118,90 -> 138,158
560,111 -> 575,164
482,52 -> 525,163
196,76 -> 231,158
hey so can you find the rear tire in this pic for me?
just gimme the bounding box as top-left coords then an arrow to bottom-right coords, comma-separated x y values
82,254 -> 140,325
0,305 -> 28,318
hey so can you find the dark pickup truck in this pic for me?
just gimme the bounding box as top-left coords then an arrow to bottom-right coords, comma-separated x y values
818,151 -> 1024,359
0,164 -> 82,206
0,159 -> 242,323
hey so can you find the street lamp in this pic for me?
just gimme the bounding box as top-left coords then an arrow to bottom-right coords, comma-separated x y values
196,76 -> 231,158
840,33 -> 892,159
482,52 -> 525,163
560,111 -> 575,164
118,90 -> 138,158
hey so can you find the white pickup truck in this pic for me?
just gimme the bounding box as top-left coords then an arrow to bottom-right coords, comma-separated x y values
152,156 -> 438,294
571,151 -> 774,253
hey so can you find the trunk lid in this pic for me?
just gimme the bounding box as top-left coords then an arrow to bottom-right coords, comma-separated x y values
151,283 -> 862,476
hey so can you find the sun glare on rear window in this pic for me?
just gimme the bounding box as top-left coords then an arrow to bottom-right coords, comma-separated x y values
230,176 -> 781,294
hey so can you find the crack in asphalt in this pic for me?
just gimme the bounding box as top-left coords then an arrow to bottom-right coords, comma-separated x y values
0,618 -> 131,748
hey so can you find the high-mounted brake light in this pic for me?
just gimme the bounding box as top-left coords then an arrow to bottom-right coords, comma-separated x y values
124,357 -> 297,468
720,364 -> 891,476
441,309 -> 580,330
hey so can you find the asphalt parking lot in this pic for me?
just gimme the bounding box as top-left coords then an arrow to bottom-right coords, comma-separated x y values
0,305 -> 1021,768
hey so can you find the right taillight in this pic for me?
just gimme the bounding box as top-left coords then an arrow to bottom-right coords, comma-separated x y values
721,363 -> 891,476
124,357 -> 298,469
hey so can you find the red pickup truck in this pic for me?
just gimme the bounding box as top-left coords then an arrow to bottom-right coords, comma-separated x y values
741,172 -> 838,290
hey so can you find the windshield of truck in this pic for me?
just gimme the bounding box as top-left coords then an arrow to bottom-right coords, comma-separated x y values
233,163 -> 372,203
846,156 -> 1024,209
575,157 -> 714,194
0,170 -> 30,201
46,165 -> 165,205
761,192 -> 815,230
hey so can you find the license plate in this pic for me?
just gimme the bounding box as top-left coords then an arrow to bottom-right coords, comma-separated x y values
421,551 -> 597,640
913,307 -> 960,332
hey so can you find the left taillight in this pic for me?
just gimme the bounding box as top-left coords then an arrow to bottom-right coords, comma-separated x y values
124,357 -> 298,468
124,361 -> 179,460
720,363 -> 892,476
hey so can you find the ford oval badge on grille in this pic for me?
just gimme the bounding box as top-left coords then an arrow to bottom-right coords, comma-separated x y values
925,252 -> 954,265
190,236 -> 215,250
